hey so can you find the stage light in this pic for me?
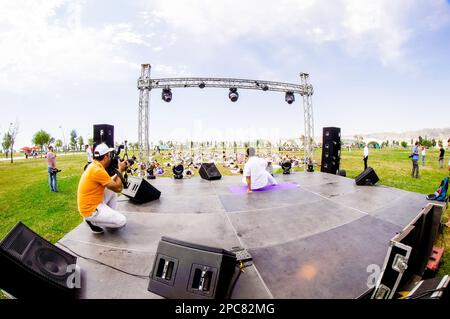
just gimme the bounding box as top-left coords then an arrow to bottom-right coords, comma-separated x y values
262,84 -> 269,91
161,88 -> 172,102
173,164 -> 184,179
199,82 -> 205,89
285,91 -> 295,104
228,88 -> 239,102
281,160 -> 292,174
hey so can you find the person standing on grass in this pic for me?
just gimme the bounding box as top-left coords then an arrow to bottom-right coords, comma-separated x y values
77,143 -> 128,234
439,144 -> 445,168
84,144 -> 93,170
421,146 -> 426,166
46,145 -> 58,192
410,142 -> 420,178
363,143 -> 369,170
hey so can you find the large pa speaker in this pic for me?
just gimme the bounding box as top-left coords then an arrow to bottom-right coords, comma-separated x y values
355,167 -> 379,185
321,127 -> 341,174
199,163 -> 222,180
0,222 -> 78,299
93,124 -> 114,149
122,176 -> 161,204
148,237 -> 237,299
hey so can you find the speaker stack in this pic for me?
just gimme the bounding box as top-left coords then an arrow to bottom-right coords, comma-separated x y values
199,163 -> 222,181
148,237 -> 237,299
0,222 -> 79,299
321,127 -> 341,175
122,176 -> 161,204
93,124 -> 114,149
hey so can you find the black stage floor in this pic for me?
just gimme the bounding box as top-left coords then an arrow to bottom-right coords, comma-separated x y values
58,172 -> 431,299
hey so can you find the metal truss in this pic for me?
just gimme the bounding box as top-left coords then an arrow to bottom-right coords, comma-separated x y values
137,65 -> 315,173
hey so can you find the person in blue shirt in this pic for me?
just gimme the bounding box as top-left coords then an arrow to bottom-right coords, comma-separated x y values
410,142 -> 420,178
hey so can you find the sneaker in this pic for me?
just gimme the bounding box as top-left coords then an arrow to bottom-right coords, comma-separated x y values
85,220 -> 104,234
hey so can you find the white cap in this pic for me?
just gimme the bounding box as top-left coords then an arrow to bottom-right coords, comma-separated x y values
94,143 -> 114,157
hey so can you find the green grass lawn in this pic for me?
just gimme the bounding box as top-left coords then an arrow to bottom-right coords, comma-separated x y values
0,148 -> 449,299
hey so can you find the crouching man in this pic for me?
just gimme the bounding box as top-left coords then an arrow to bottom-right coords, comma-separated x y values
77,143 -> 128,234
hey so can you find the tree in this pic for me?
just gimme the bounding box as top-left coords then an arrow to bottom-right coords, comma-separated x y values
7,121 -> 19,163
401,141 -> 408,148
2,132 -> 12,158
32,129 -> 51,156
77,136 -> 84,151
55,139 -> 63,149
70,129 -> 77,150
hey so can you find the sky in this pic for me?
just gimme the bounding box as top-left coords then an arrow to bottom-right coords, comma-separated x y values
1,0 -> 450,149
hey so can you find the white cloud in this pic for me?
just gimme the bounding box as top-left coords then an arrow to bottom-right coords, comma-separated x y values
144,0 -> 450,68
0,0 -> 145,93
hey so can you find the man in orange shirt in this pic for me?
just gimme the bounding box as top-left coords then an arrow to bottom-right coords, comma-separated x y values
77,143 -> 128,234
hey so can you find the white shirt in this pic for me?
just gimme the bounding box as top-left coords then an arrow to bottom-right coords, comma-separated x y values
363,146 -> 369,157
243,156 -> 270,190
86,147 -> 93,163
422,149 -> 426,156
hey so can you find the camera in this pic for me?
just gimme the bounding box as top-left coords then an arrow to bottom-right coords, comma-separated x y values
106,142 -> 136,177
51,168 -> 61,174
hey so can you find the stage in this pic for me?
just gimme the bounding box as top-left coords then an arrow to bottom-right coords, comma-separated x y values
57,172 -> 430,299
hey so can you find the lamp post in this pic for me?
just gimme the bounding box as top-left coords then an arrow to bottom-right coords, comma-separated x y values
59,125 -> 66,154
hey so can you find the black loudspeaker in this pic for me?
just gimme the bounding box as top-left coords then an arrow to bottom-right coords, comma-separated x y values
0,222 -> 78,299
199,163 -> 222,180
321,127 -> 341,174
122,176 -> 161,204
148,237 -> 237,299
93,124 -> 114,149
355,167 -> 379,185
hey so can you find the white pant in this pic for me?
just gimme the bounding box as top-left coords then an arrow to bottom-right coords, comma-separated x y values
242,171 -> 278,190
85,189 -> 126,229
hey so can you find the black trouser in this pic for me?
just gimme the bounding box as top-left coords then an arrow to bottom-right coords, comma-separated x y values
412,159 -> 419,178
363,156 -> 368,170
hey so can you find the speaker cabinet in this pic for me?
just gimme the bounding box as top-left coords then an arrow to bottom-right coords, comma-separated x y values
321,127 -> 341,174
199,163 -> 222,180
148,237 -> 237,299
93,124 -> 114,149
122,176 -> 161,204
0,222 -> 78,299
355,167 -> 379,185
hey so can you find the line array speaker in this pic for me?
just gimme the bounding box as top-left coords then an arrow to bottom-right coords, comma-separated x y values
93,124 -> 114,149
321,127 -> 341,174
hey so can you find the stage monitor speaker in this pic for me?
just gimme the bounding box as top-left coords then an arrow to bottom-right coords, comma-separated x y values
122,176 -> 161,204
199,163 -> 222,180
338,169 -> 346,177
0,222 -> 78,299
148,236 -> 237,299
355,167 -> 379,185
93,124 -> 114,149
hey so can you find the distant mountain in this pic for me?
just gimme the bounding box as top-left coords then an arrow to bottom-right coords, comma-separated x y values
343,127 -> 450,142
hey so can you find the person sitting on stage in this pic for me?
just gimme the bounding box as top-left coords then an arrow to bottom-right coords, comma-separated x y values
243,147 -> 277,193
77,143 -> 128,234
